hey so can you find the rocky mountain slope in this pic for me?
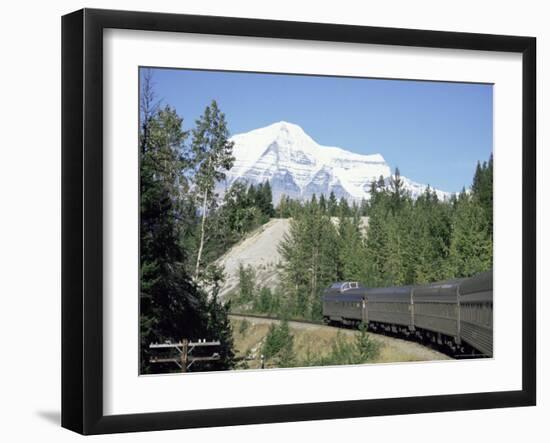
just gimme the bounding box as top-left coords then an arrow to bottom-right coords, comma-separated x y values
224,121 -> 450,203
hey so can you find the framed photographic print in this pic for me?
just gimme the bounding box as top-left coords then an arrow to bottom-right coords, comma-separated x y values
61,8 -> 536,435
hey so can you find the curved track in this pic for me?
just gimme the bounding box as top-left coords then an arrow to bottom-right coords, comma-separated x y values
229,313 -> 451,361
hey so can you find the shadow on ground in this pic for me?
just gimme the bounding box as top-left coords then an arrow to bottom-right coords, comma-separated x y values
36,410 -> 61,426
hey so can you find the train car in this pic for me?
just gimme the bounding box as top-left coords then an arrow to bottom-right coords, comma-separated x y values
322,282 -> 365,326
412,279 -> 464,346
365,286 -> 413,332
321,271 -> 493,357
459,270 -> 493,356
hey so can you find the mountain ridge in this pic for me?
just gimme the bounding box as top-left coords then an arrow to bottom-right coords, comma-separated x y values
223,121 -> 450,203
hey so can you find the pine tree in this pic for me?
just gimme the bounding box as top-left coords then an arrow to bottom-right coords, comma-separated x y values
448,196 -> 492,277
262,320 -> 295,367
261,180 -> 275,217
337,212 -> 368,282
319,194 -> 327,213
201,264 -> 235,370
140,78 -> 236,373
247,183 -> 257,205
363,192 -> 390,286
237,264 -> 256,304
278,204 -> 338,319
328,191 -> 338,216
389,167 -> 407,213
277,194 -> 291,218
140,102 -> 208,374
472,161 -> 483,195
359,198 -> 369,216
338,196 -> 351,217
472,154 -> 493,236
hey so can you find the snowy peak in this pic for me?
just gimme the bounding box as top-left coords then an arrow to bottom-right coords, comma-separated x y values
225,122 -> 449,203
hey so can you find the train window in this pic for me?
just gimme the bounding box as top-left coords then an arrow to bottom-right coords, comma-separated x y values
339,281 -> 361,292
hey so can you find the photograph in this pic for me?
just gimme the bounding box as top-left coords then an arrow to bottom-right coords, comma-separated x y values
0,0 -> 543,440
139,67 -> 494,375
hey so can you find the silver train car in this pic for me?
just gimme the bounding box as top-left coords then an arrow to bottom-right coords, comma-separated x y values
322,270 -> 493,357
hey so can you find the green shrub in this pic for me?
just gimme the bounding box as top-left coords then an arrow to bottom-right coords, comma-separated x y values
262,320 -> 295,367
302,323 -> 379,367
238,319 -> 250,335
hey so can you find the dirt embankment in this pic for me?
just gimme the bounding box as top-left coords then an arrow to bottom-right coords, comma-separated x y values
215,219 -> 290,300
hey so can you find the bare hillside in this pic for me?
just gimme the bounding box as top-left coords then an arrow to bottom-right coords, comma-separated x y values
216,217 -> 368,300
216,218 -> 290,299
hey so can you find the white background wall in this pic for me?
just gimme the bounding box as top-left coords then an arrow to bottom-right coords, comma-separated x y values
0,0 -> 546,441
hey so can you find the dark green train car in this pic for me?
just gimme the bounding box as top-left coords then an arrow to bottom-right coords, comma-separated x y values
459,270 -> 493,357
322,282 -> 366,326
412,279 -> 464,345
365,286 -> 413,331
321,271 -> 493,357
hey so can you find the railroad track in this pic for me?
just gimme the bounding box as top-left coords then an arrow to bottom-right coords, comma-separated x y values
229,312 -> 328,327
228,312 -> 460,359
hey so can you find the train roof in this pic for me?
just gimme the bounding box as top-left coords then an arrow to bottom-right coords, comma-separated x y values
413,278 -> 465,301
321,270 -> 493,303
322,292 -> 366,302
365,285 -> 412,301
367,285 -> 412,296
459,270 -> 493,295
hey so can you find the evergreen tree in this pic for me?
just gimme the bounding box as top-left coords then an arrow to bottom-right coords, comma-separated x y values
472,155 -> 493,235
311,193 -> 318,207
319,194 -> 327,213
377,175 -> 386,191
328,191 -> 338,216
472,161 -> 483,195
140,79 -> 236,373
448,196 -> 492,277
237,264 -> 256,304
139,103 -> 208,374
277,194 -> 292,218
246,183 -> 257,205
261,180 -> 275,217
262,320 -> 295,367
254,286 -> 276,313
406,187 -> 452,283
219,181 -> 264,243
338,196 -> 351,217
359,198 -> 369,216
337,213 -> 368,282
278,203 -> 339,319
201,264 -> 235,370
389,167 -> 407,213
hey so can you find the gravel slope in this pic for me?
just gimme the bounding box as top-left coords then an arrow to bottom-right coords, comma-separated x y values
215,219 -> 290,299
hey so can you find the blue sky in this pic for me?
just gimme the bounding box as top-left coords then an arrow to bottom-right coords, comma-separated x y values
141,67 -> 493,193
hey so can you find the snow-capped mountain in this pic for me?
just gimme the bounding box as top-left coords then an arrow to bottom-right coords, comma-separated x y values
223,121 -> 450,203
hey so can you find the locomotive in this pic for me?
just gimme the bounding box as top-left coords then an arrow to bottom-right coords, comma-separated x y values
321,270 -> 493,357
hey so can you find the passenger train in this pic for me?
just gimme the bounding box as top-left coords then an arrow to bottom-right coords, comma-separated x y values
321,270 -> 493,357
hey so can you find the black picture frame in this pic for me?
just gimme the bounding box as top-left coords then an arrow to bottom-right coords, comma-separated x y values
61,8 -> 536,435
